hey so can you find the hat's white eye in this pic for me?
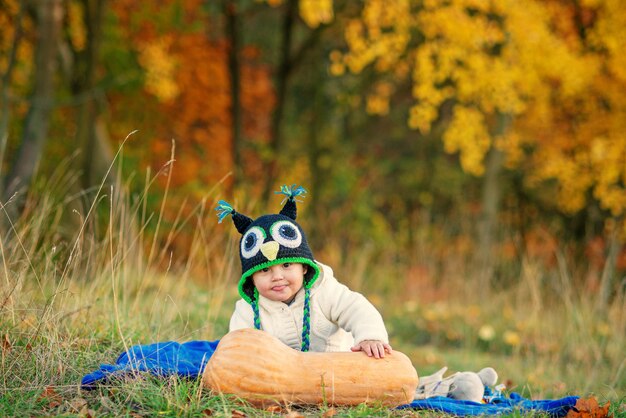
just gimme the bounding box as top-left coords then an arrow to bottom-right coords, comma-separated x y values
241,226 -> 265,259
270,220 -> 302,248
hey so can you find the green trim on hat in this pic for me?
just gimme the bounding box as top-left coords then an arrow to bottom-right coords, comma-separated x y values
238,257 -> 321,304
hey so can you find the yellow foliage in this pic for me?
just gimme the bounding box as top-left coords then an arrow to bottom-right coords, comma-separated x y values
340,0 -> 411,115
343,0 -> 411,74
0,0 -> 34,88
443,106 -> 490,176
521,0 -> 626,218
365,81 -> 393,115
338,0 -> 626,220
260,0 -> 334,26
299,0 -> 333,28
408,103 -> 437,133
412,0 -> 590,133
137,36 -> 180,102
0,0 -> 20,68
590,136 -> 626,216
68,1 -> 86,51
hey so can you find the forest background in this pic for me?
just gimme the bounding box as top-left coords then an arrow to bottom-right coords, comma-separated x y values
1,0 -> 625,415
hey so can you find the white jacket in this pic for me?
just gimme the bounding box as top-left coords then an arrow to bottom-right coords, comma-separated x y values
229,261 -> 389,352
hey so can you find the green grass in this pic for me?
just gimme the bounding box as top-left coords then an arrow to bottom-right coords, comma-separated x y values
1,170 -> 624,417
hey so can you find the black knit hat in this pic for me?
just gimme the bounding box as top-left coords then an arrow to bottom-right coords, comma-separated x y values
216,185 -> 320,350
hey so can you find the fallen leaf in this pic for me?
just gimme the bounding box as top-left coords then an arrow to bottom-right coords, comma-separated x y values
566,397 -> 611,418
2,334 -> 11,352
38,385 -> 62,408
202,408 -> 214,416
265,405 -> 283,413
231,409 -> 246,417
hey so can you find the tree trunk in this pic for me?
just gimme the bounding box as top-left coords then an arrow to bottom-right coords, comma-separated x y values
262,0 -> 297,206
3,0 -> 63,220
477,113 -> 511,286
72,0 -> 107,191
0,0 -> 27,235
0,0 -> 26,192
595,222 -> 621,314
224,0 -> 242,193
61,0 -> 127,248
91,117 -> 116,183
306,80 -> 324,245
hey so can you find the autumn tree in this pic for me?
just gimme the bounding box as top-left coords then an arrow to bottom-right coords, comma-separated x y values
333,0 -> 626,284
1,0 -> 117,227
3,0 -> 63,221
102,0 -> 277,256
64,0 -> 115,192
517,0 -> 626,307
249,0 -> 334,203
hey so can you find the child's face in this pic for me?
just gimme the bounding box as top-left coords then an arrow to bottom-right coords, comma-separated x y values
252,263 -> 307,303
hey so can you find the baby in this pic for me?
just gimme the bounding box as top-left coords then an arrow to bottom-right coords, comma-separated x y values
217,185 -> 392,358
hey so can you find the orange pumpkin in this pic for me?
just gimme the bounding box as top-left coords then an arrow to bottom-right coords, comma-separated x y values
202,329 -> 418,406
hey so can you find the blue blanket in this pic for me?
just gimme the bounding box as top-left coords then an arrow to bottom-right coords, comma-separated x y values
399,394 -> 578,416
82,340 -> 578,417
81,340 -> 218,387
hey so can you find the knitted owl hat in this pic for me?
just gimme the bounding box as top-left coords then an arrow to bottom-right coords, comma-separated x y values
215,185 -> 321,351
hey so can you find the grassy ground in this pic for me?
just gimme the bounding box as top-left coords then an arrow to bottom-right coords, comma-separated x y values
1,175 -> 624,417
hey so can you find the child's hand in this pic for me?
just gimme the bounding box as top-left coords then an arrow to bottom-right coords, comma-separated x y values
351,340 -> 393,359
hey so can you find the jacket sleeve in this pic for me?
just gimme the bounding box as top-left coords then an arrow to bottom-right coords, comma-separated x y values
229,299 -> 255,331
316,266 -> 389,345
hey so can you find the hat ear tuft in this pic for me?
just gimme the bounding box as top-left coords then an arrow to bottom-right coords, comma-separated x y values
275,184 -> 307,220
215,200 -> 253,233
